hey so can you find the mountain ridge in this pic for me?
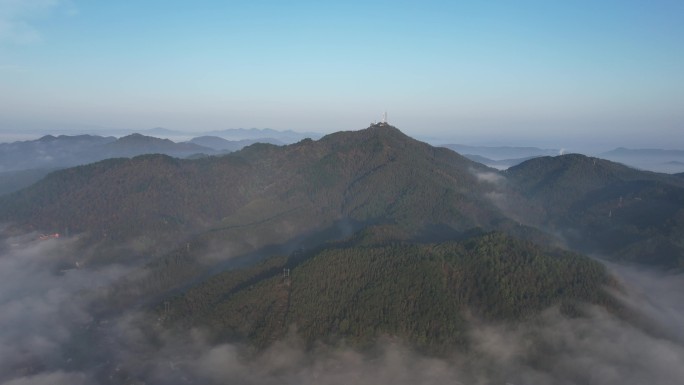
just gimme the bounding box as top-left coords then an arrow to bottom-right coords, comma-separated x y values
0,124 -> 511,263
507,154 -> 684,267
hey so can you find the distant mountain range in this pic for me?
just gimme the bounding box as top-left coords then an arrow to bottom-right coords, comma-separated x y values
440,144 -> 560,160
0,132 -> 300,195
601,147 -> 684,157
2,125 -> 683,269
0,126 -> 321,144
187,135 -> 285,151
459,154 -> 543,170
440,144 -> 684,173
599,147 -> 684,173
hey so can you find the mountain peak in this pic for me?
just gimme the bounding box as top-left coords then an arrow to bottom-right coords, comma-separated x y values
366,122 -> 404,135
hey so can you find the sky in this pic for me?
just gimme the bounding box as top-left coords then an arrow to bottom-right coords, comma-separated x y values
0,0 -> 683,148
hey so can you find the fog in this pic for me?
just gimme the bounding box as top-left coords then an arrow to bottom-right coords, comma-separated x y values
1,232 -> 684,385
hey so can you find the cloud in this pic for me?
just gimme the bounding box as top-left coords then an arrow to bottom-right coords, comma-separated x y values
0,0 -> 76,45
0,233 -> 133,384
472,169 -> 505,185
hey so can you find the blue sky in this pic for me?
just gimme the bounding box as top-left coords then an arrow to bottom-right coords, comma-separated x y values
0,0 -> 682,148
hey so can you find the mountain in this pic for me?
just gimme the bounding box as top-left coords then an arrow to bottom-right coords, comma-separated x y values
0,124 -> 513,263
0,133 -> 217,174
0,123 -> 673,359
162,231 -> 616,352
203,128 -> 321,143
186,135 -> 285,152
2,124 -> 683,385
102,133 -> 213,157
602,148 -> 684,158
4,126 -> 682,269
0,134 -> 116,172
506,154 -> 684,267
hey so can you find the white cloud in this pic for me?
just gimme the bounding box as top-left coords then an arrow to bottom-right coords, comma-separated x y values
471,169 -> 505,185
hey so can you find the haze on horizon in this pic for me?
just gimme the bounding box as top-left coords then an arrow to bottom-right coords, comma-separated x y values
0,0 -> 682,150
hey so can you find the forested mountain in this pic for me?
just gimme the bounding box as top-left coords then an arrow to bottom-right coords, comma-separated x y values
161,231 -> 617,352
506,154 -> 684,267
0,124 -> 681,356
0,124 -> 513,262
3,125 -> 683,269
100,133 -> 211,157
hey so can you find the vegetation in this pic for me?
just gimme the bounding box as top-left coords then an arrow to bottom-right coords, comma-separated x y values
161,231 -> 617,353
507,154 -> 684,268
3,125 -> 671,354
0,125 -> 508,263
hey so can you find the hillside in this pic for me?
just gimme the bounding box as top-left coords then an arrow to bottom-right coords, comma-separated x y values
0,168 -> 57,196
102,133 -> 212,157
506,154 -> 684,267
160,231 -> 617,352
0,124 -> 510,262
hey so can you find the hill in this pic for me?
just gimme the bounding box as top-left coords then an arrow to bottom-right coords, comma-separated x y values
0,124 -> 511,262
102,133 -> 212,157
506,154 -> 684,267
160,231 -> 617,352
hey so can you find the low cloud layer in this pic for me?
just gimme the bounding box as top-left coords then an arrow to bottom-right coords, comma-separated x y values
1,231 -> 684,385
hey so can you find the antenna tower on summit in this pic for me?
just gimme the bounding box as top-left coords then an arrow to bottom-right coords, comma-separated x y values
382,111 -> 387,124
